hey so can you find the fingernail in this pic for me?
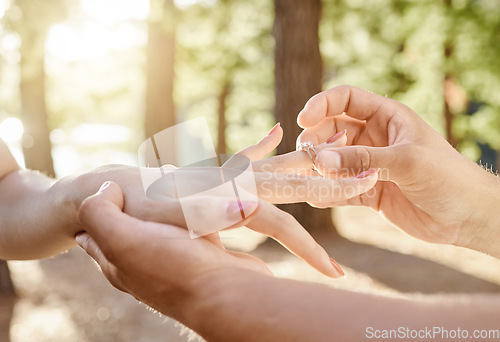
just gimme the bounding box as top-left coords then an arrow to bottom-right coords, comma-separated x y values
326,129 -> 347,144
226,201 -> 258,220
330,257 -> 345,277
75,233 -> 87,246
355,168 -> 380,179
317,151 -> 341,170
98,181 -> 111,192
267,122 -> 280,136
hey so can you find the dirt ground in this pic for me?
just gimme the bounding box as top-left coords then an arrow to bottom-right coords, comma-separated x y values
3,206 -> 500,342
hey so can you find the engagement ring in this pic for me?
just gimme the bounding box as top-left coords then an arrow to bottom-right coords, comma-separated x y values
297,141 -> 318,171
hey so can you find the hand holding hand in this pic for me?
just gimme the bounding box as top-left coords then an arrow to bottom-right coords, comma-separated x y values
76,182 -> 272,323
137,123 -> 380,277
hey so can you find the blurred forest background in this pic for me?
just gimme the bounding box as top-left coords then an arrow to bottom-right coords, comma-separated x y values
1,0 -> 500,341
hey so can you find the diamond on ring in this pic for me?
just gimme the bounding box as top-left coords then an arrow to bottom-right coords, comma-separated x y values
297,141 -> 318,171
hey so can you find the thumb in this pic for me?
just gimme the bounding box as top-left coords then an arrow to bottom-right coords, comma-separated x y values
315,145 -> 409,181
78,181 -> 132,248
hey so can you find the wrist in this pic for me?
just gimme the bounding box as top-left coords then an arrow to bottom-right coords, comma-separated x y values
49,172 -> 95,236
181,268 -> 270,338
54,165 -> 124,234
48,177 -> 83,237
455,172 -> 500,258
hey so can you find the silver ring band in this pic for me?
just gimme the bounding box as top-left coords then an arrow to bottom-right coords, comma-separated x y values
297,141 -> 318,171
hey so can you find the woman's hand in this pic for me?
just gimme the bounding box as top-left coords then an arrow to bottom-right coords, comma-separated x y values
236,122 -> 379,205
68,168 -> 344,277
296,85 -> 500,256
136,123 -> 381,277
47,120 -> 375,276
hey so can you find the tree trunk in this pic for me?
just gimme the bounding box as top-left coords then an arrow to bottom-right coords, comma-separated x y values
145,0 -> 177,139
19,24 -> 55,177
274,0 -> 337,234
0,262 -> 14,296
0,260 -> 15,342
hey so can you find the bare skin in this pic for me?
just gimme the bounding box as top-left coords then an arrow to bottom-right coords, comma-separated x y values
0,126 -> 376,277
76,85 -> 500,341
77,182 -> 500,342
297,85 -> 500,255
6,84 -> 500,341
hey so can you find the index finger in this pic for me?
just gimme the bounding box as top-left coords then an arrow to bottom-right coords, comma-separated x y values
297,85 -> 399,128
296,115 -> 366,148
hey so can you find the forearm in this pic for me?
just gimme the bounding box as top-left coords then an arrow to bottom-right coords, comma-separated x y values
455,169 -> 500,259
0,162 -> 148,260
183,270 -> 500,342
0,169 -> 82,259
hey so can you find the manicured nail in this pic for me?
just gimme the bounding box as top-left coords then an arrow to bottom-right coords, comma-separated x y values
330,257 -> 345,277
98,181 -> 111,192
355,168 -> 380,179
267,122 -> 280,136
326,129 -> 347,144
226,201 -> 258,220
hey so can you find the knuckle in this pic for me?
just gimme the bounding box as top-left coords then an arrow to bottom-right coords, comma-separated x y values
269,155 -> 285,166
335,85 -> 354,104
286,175 -> 304,188
353,147 -> 372,171
335,84 -> 351,93
386,143 -> 428,182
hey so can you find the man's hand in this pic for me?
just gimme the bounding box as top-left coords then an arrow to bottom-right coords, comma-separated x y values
76,181 -> 274,322
77,181 -> 500,342
296,85 -> 500,255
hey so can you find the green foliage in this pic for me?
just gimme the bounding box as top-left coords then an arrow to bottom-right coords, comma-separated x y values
321,0 -> 500,159
175,0 -> 275,153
